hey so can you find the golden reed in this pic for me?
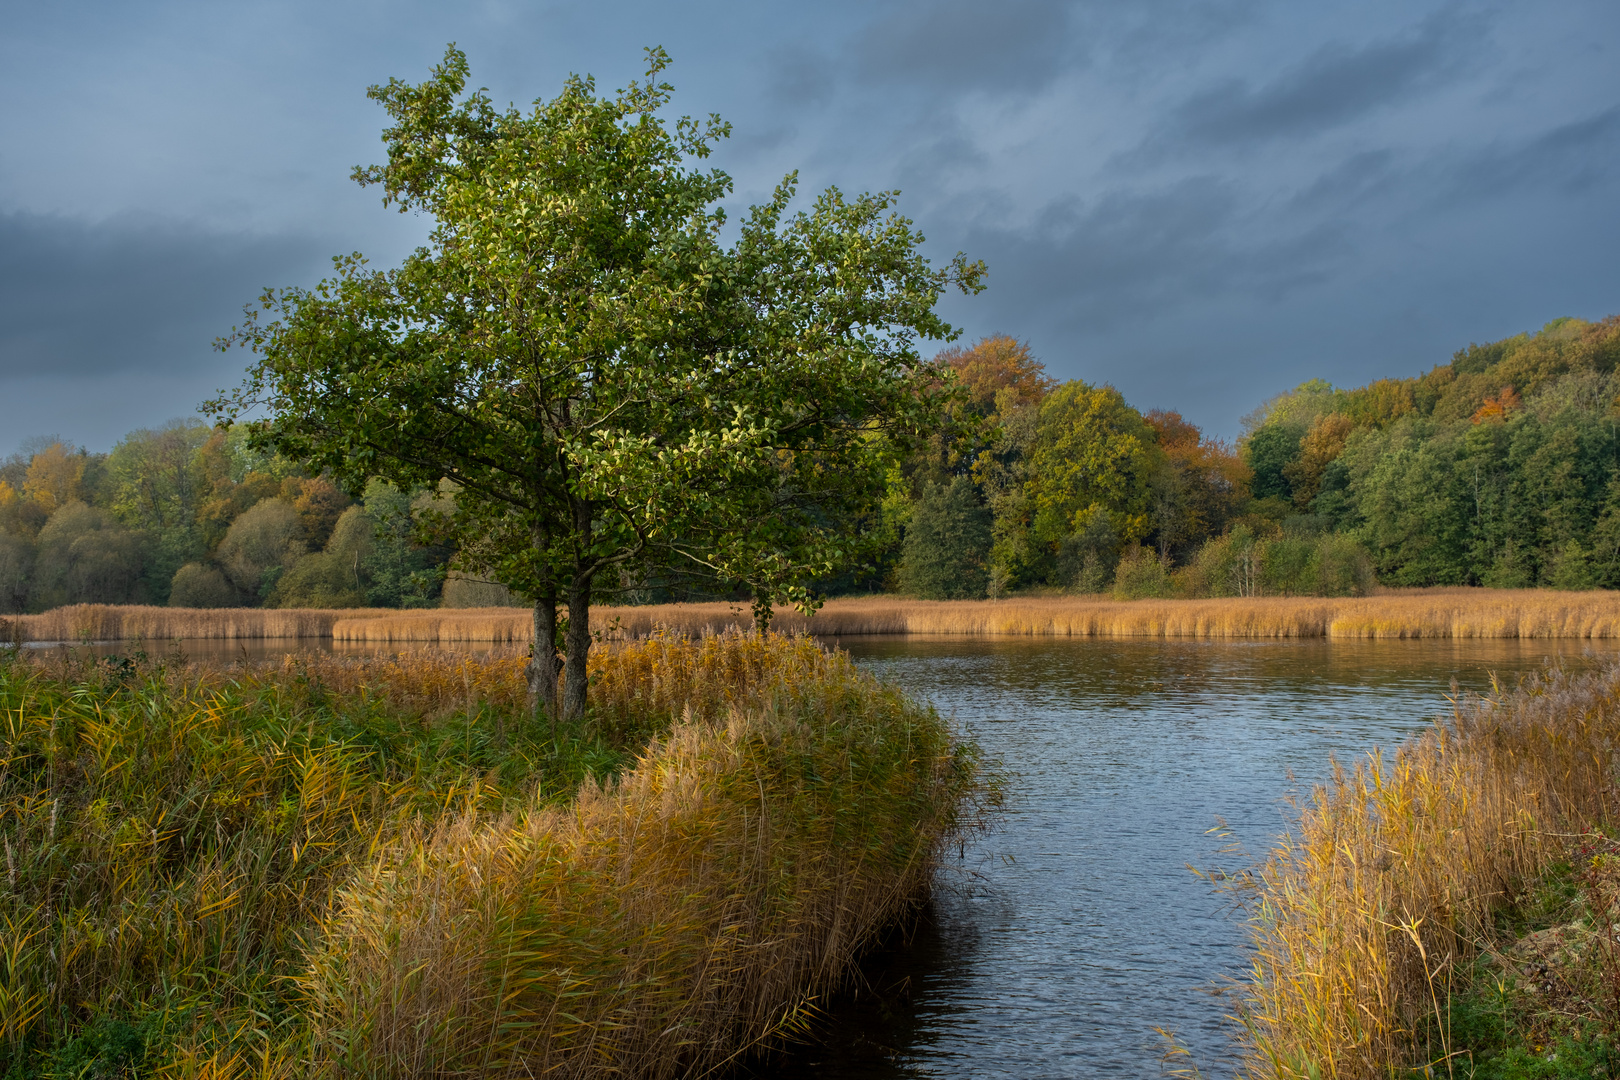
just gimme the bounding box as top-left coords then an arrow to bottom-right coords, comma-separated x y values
336,590 -> 1620,642
7,590 -> 1620,646
1231,666 -> 1620,1078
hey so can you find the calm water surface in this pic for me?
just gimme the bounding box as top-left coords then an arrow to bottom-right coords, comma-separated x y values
752,637 -> 1620,1079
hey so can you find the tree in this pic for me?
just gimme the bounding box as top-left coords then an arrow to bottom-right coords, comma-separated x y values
897,476 -> 991,599
938,336 -> 1055,416
105,420 -> 214,601
1026,381 -> 1160,548
215,498 -> 305,603
212,46 -> 982,722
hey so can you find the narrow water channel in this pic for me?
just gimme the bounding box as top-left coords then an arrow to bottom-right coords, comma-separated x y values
751,637 -> 1620,1079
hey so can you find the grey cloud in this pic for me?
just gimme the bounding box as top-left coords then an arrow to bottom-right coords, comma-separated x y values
1452,105 -> 1620,201
1290,149 -> 1398,212
0,211 -> 325,379
1175,19 -> 1462,145
848,0 -> 1078,93
942,176 -> 1356,343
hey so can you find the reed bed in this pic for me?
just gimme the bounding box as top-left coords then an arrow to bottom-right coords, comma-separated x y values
323,589 -> 1620,644
299,634 -> 982,1078
0,604 -> 402,643
0,632 -> 985,1079
1232,665 -> 1620,1078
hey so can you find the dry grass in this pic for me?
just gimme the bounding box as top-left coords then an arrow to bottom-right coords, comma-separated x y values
0,632 -> 985,1079
1230,665 -> 1620,1078
297,632 -> 982,1078
0,605 -> 402,643
322,589 -> 1620,644
8,591 -> 1620,647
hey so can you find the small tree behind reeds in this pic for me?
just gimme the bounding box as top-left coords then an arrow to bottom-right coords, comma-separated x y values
1231,666 -> 1620,1078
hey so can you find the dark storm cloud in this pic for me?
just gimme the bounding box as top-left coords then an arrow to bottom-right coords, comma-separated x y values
0,211 -> 324,380
1452,106 -> 1620,201
1175,18 -> 1463,145
1290,150 -> 1399,213
957,176 -> 1350,333
849,0 -> 1077,93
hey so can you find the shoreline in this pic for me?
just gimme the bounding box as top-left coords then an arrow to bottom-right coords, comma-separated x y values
9,589 -> 1620,644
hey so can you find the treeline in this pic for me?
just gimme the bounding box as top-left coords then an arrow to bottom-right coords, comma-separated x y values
0,424 -> 500,614
6,315 -> 1617,613
884,316 -> 1620,599
879,336 -> 1373,600
1244,314 -> 1620,588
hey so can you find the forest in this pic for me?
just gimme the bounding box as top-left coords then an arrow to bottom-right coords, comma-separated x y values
2,312 -> 1617,614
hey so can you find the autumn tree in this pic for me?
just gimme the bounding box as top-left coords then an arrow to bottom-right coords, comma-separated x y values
212,46 -> 982,722
1144,409 -> 1250,560
1026,381 -> 1160,551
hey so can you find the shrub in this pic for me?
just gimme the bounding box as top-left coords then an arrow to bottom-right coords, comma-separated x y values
167,562 -> 239,607
441,571 -> 517,607
1112,544 -> 1173,599
1175,528 -> 1372,598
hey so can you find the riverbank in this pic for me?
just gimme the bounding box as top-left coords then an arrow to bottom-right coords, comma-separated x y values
0,632 -> 986,1078
9,589 -> 1620,645
1233,663 -> 1620,1079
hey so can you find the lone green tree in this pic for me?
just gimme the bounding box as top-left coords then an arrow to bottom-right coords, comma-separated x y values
211,46 -> 983,722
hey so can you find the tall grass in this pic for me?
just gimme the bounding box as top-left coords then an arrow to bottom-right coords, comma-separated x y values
0,632 -> 985,1078
0,646 -> 614,1078
0,605 -> 401,643
298,634 -> 982,1078
328,590 -> 1620,643
1230,665 -> 1620,1078
9,591 -> 1620,647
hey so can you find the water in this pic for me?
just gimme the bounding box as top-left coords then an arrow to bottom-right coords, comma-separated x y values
750,637 -> 1620,1079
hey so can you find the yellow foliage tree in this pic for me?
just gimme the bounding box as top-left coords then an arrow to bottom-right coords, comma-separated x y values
22,442 -> 86,513
1026,381 -> 1160,544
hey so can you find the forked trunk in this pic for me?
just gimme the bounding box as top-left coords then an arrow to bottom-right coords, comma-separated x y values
525,597 -> 562,733
562,573 -> 593,723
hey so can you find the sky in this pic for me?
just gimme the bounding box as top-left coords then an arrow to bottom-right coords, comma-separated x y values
2,0 -> 1617,455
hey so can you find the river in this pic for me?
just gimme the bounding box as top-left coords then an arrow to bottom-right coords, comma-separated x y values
751,636 -> 1620,1079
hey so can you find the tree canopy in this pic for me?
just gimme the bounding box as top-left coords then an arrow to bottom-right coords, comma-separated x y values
210,45 -> 984,721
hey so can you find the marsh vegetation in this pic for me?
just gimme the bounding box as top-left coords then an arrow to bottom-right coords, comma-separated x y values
0,632 -> 986,1078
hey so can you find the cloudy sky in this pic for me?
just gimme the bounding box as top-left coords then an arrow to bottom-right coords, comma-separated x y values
3,0 -> 1617,455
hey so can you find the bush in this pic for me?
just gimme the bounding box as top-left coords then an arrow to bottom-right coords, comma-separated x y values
1175,528 -> 1372,598
442,570 -> 518,607
269,505 -> 371,608
1112,544 -> 1173,599
167,562 -> 239,608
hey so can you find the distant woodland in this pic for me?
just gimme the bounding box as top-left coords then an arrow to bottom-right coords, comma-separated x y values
3,313 -> 1618,614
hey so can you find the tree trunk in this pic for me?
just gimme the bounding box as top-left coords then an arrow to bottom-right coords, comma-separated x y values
526,597 -> 561,734
562,572 -> 593,723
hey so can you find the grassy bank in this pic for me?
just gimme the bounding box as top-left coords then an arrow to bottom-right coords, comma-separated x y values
9,590 -> 1620,646
1229,665 -> 1620,1079
0,633 -> 985,1078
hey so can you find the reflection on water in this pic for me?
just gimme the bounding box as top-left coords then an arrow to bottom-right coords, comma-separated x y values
17,633 -> 1620,1077
751,637 -> 1620,1079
